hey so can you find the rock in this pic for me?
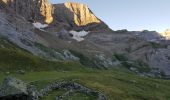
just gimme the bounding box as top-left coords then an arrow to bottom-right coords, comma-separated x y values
1,0 -> 53,24
27,85 -> 39,100
130,67 -> 138,71
1,1 -> 111,31
56,89 -> 74,100
57,28 -> 72,39
116,29 -> 128,33
95,54 -> 120,68
0,77 -> 40,100
63,50 -> 80,61
17,70 -> 25,74
0,77 -> 28,97
53,2 -> 110,31
5,71 -> 10,75
39,81 -> 108,100
160,29 -> 170,40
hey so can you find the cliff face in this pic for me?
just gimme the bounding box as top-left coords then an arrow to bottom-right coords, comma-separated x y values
63,2 -> 100,26
160,29 -> 170,40
1,0 -> 53,24
0,1 -> 110,31
53,2 -> 110,31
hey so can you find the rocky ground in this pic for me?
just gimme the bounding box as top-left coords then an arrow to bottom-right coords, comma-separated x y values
0,77 -> 107,100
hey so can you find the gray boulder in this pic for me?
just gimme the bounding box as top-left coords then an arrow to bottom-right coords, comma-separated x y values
0,77 -> 28,97
63,50 -> 80,61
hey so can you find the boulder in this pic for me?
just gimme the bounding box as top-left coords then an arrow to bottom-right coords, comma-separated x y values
0,77 -> 28,98
0,77 -> 40,100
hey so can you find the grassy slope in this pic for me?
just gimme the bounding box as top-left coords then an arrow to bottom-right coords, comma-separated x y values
0,69 -> 170,100
0,37 -> 85,72
0,38 -> 170,100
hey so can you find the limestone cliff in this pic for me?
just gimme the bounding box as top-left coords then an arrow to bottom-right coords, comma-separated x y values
1,0 -> 53,24
160,29 -> 170,40
52,2 -> 110,31
0,1 -> 110,31
64,2 -> 100,26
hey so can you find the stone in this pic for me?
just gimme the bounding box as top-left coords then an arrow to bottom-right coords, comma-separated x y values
27,85 -> 39,100
0,77 -> 28,97
39,81 -> 107,100
5,71 -> 10,75
63,50 -> 80,61
57,28 -> 72,39
17,70 -> 25,74
0,77 -> 40,100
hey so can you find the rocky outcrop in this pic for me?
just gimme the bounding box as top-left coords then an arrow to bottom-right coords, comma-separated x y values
1,0 -> 53,24
0,77 -> 28,99
0,77 -> 107,100
0,77 -> 39,100
1,1 -> 110,31
59,2 -> 100,26
160,29 -> 170,40
39,81 -> 107,100
52,2 -> 110,31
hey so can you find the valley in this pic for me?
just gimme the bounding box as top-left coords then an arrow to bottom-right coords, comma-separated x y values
0,0 -> 170,100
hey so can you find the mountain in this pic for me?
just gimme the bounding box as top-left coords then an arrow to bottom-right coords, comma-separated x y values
0,0 -> 170,99
1,0 -> 53,23
51,2 -> 110,31
0,0 -> 170,75
160,29 -> 170,40
1,0 -> 110,31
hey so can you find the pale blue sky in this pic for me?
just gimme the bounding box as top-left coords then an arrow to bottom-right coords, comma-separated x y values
49,0 -> 170,32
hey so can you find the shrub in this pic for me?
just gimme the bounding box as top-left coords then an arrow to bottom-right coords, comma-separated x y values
113,53 -> 128,61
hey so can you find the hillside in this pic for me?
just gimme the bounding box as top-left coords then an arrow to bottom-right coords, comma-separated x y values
0,0 -> 170,100
0,37 -> 170,99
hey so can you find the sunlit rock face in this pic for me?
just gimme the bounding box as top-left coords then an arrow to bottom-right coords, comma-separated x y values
1,0 -> 53,24
64,2 -> 100,26
160,29 -> 170,40
53,2 -> 110,31
0,1 -> 110,31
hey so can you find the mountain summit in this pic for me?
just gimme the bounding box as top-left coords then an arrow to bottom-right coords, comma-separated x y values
0,0 -> 110,31
1,0 -> 53,24
52,2 -> 110,31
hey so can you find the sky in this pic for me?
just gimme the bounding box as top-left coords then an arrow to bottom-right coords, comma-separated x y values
49,0 -> 170,32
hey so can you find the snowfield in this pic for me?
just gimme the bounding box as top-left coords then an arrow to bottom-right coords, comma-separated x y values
33,22 -> 48,29
69,30 -> 89,42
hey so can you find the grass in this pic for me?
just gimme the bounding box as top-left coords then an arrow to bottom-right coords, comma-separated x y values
0,38 -> 85,72
35,43 -> 64,60
0,69 -> 170,100
0,38 -> 170,99
69,50 -> 96,67
113,53 -> 153,74
121,60 -> 151,73
0,48 -> 85,72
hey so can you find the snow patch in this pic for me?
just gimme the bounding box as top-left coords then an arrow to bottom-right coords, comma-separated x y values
69,30 -> 89,42
33,22 -> 48,29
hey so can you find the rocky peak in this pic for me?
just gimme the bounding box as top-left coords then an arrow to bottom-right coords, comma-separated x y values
1,0 -> 53,24
64,2 -> 100,26
0,0 -> 111,31
160,29 -> 170,40
53,2 -> 110,31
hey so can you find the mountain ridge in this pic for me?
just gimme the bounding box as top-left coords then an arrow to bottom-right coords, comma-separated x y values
0,0 -> 170,76
0,0 -> 111,31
